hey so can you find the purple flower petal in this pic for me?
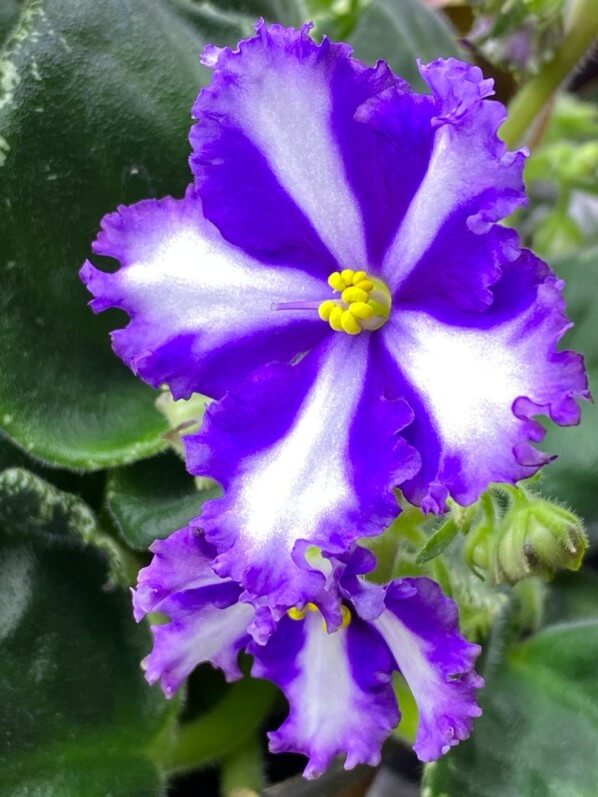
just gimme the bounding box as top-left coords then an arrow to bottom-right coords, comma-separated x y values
373,577 -> 483,761
185,334 -> 420,608
380,251 -> 588,510
360,59 -> 526,307
132,526 -> 253,696
251,609 -> 398,778
132,525 -> 218,622
80,187 -> 328,399
334,545 -> 387,622
192,20 -> 434,273
397,215 -> 520,316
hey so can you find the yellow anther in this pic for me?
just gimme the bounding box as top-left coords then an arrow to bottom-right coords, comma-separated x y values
328,305 -> 344,332
340,605 -> 352,628
354,279 -> 374,292
320,605 -> 352,631
288,607 -> 307,621
341,310 -> 362,335
349,301 -> 374,320
318,300 -> 336,321
342,286 -> 369,304
288,602 -> 319,621
340,268 -> 355,285
328,272 -> 346,291
352,270 -> 368,284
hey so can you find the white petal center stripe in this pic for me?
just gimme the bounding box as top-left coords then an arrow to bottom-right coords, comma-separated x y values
235,336 -> 367,554
373,609 -> 443,734
161,601 -> 253,688
292,612 -> 356,745
382,126 -> 498,292
236,55 -> 367,267
118,216 -> 327,346
383,308 -> 543,485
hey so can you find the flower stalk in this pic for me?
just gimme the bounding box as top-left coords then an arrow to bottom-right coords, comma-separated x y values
502,0 -> 598,148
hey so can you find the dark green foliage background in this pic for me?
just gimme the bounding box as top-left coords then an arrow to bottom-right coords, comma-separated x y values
1,0 -> 597,795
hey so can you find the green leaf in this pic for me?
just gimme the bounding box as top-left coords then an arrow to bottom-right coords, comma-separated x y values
0,433 -> 108,512
0,466 -> 95,538
0,466 -> 134,583
106,451 -> 222,550
0,0 -> 20,46
221,735 -> 265,797
0,507 -> 178,795
424,619 -> 598,797
416,518 -> 459,565
544,568 -> 598,624
540,246 -> 598,522
347,0 -> 463,89
0,433 -> 35,473
164,675 -> 277,775
0,0 -> 266,470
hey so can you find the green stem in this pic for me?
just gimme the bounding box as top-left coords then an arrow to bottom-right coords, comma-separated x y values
153,677 -> 278,775
221,735 -> 264,797
502,0 -> 598,148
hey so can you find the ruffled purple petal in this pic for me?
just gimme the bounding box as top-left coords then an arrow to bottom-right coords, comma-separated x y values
333,546 -> 386,622
185,334 -> 420,609
251,609 -> 398,778
397,213 -> 520,316
373,578 -> 483,761
80,187 -> 328,400
380,251 -> 588,510
361,59 -> 526,307
192,20 -> 434,273
132,525 -> 218,622
132,526 -> 253,696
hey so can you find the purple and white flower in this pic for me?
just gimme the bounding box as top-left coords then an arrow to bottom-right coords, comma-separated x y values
133,527 -> 483,777
82,22 -> 587,610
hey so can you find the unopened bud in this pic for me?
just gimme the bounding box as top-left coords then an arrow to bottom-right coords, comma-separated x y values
492,498 -> 587,584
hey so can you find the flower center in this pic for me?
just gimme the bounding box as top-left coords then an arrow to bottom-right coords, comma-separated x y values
288,602 -> 352,630
318,270 -> 391,336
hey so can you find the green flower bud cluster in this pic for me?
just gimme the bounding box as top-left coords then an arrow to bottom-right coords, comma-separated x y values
464,485 -> 587,585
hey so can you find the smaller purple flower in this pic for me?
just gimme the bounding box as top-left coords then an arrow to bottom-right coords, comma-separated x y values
134,528 -> 483,777
133,527 -> 253,695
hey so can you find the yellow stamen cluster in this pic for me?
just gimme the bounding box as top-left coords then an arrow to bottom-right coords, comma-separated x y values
318,269 -> 391,335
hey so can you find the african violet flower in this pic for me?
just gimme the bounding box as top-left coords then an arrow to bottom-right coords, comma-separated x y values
81,22 -> 587,610
133,527 -> 483,777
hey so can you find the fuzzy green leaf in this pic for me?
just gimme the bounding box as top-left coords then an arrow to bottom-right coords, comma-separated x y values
0,499 -> 178,795
424,617 -> 598,796
106,451 -> 221,551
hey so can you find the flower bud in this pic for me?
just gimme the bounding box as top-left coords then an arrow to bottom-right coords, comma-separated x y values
492,498 -> 587,585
